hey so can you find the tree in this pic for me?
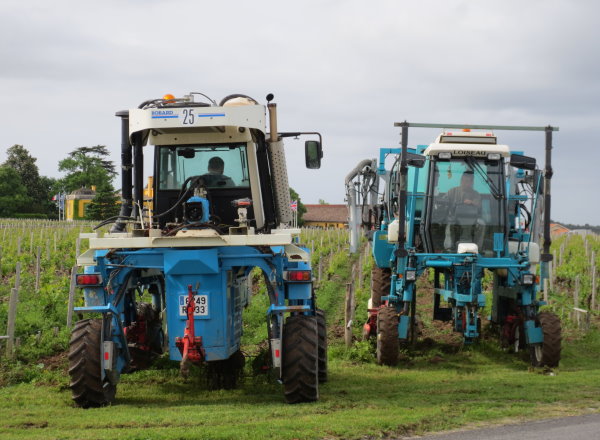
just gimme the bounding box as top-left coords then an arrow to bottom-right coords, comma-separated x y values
3,144 -> 51,214
318,199 -> 329,205
85,183 -> 120,221
289,187 -> 307,226
58,146 -> 117,192
0,166 -> 31,217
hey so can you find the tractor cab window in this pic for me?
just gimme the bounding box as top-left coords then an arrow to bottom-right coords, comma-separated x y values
158,144 -> 250,190
426,157 -> 504,255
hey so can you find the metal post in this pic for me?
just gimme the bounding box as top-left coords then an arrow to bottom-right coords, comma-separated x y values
14,261 -> 21,293
35,246 -> 41,292
396,122 -> 408,257
6,288 -> 18,359
542,126 -> 553,263
591,251 -> 597,311
345,281 -> 354,348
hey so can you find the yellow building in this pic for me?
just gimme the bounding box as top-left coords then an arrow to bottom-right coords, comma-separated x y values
303,204 -> 348,229
65,187 -> 96,221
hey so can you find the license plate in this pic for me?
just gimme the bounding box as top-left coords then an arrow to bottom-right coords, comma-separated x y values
178,294 -> 209,317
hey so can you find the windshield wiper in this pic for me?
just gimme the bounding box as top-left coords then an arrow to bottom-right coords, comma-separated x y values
465,156 -> 503,200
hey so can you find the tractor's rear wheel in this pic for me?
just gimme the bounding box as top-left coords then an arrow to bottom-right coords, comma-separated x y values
206,350 -> 245,390
376,306 -> 399,366
316,309 -> 328,383
371,267 -> 391,308
68,319 -> 116,408
282,315 -> 319,404
530,311 -> 562,368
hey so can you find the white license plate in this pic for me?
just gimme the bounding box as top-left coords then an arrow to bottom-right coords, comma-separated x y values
178,294 -> 209,317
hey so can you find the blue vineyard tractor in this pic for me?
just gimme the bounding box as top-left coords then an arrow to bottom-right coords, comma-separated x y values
347,123 -> 561,367
69,92 -> 326,407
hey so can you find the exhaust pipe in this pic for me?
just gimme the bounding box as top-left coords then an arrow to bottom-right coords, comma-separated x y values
111,111 -> 133,232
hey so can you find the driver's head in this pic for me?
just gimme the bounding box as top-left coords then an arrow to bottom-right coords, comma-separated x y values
461,172 -> 474,188
208,157 -> 224,174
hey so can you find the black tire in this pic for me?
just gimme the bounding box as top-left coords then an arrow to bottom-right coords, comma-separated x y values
68,319 -> 116,408
282,315 -> 319,404
206,350 -> 245,390
371,267 -> 391,308
376,306 -> 399,366
530,311 -> 562,368
316,309 -> 328,383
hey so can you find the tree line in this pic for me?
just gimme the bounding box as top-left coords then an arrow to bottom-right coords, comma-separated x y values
0,145 -> 119,220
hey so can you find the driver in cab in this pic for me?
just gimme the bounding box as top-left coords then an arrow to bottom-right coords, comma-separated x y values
444,170 -> 484,251
447,171 -> 480,211
202,157 -> 235,188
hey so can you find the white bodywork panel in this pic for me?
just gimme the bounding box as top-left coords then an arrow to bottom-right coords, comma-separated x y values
128,105 -> 266,140
457,243 -> 479,254
424,143 -> 511,157
77,231 -> 308,265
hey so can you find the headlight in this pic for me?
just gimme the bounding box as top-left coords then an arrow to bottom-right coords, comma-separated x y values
521,273 -> 534,285
405,270 -> 417,281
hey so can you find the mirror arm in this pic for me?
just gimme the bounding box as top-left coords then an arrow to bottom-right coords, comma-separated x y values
279,131 -> 323,147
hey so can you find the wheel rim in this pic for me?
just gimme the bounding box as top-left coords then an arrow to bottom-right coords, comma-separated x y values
533,344 -> 543,362
514,326 -> 520,353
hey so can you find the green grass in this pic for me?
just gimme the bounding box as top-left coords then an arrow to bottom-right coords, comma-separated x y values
1,330 -> 599,440
2,234 -> 600,439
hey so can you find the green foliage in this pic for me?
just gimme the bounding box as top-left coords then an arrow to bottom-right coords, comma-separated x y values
0,166 -> 31,217
85,183 -> 120,220
289,187 -> 307,226
3,145 -> 56,216
58,146 -> 116,192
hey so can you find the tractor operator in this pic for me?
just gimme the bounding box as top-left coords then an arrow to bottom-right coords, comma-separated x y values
444,170 -> 484,251
446,171 -> 481,210
203,157 -> 235,187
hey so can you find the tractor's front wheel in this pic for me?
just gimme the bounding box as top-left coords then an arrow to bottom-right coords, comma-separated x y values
530,311 -> 562,368
68,319 -> 117,408
376,306 -> 399,366
282,315 -> 319,403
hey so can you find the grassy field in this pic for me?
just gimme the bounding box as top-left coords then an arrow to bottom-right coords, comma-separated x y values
0,330 -> 599,440
1,226 -> 599,439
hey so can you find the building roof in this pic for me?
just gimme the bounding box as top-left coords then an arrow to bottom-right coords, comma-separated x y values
550,223 -> 570,236
303,204 -> 348,223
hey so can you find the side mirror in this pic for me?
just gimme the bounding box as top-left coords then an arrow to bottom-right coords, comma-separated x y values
510,153 -> 536,170
406,152 -> 426,168
305,140 -> 323,169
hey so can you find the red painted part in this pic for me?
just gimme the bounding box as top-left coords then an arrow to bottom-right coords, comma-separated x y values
502,315 -> 519,344
125,312 -> 150,352
176,284 -> 205,365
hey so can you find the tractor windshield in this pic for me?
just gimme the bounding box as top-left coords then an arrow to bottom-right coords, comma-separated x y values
158,144 -> 250,190
426,157 -> 505,255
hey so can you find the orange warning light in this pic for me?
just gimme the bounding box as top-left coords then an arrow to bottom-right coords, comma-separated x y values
163,94 -> 175,102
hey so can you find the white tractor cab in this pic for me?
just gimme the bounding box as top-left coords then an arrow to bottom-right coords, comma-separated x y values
422,129 -> 541,258
90,92 -> 322,244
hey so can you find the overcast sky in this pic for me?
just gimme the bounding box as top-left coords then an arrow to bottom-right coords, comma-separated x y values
1,0 -> 598,225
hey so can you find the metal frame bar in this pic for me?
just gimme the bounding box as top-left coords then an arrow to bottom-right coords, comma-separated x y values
393,122 -> 559,132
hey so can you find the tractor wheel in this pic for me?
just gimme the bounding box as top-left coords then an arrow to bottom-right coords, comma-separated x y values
68,319 -> 116,408
206,350 -> 245,390
282,315 -> 319,404
316,309 -> 328,383
376,306 -> 399,366
530,311 -> 562,368
371,267 -> 391,308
